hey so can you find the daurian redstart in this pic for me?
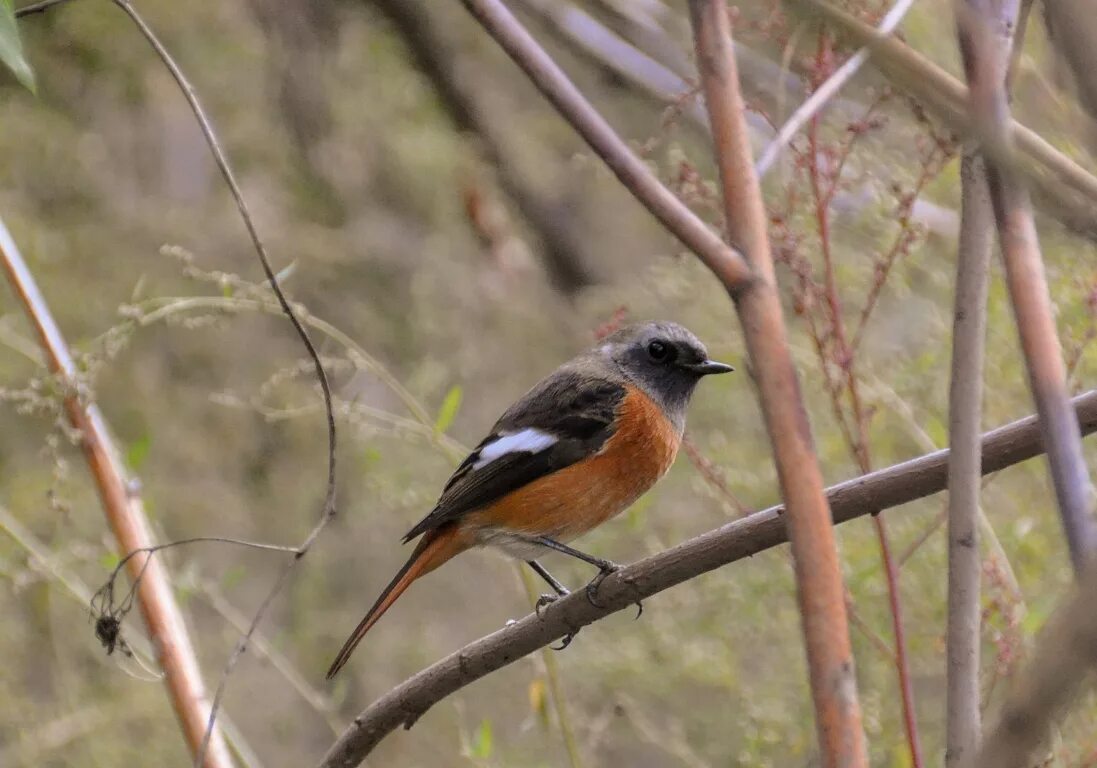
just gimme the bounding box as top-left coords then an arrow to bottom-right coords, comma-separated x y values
327,321 -> 732,678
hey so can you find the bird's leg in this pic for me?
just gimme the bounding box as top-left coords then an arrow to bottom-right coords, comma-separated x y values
530,536 -> 641,615
526,559 -> 581,650
528,559 -> 569,614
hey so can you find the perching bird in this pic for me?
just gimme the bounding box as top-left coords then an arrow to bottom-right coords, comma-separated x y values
326,321 -> 732,678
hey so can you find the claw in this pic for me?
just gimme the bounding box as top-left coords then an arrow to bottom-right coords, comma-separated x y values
584,561 -> 621,608
633,600 -> 644,620
535,593 -> 559,617
551,629 -> 578,651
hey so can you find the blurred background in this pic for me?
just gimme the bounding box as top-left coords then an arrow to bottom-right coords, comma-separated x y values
2,0 -> 1096,765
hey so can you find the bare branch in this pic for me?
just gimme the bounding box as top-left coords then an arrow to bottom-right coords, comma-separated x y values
318,390 -> 1097,767
516,0 -> 711,131
945,151 -> 994,767
0,217 -> 234,768
1042,0 -> 1097,125
455,0 -> 754,291
957,0 -> 1097,570
688,2 -> 867,764
369,0 -> 596,293
974,565 -> 1097,768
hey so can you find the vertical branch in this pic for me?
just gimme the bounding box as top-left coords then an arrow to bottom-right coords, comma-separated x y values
945,152 -> 994,766
957,0 -> 1097,571
687,3 -> 868,766
0,218 -> 234,768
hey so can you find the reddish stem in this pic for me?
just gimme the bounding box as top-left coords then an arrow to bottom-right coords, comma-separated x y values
804,30 -> 925,768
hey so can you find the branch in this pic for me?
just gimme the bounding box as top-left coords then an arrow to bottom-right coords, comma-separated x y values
945,150 -> 994,767
946,5 -> 1022,761
454,0 -> 754,291
0,218 -> 234,768
368,0 -> 596,294
958,1 -> 1097,570
317,390 -> 1097,767
687,2 -> 866,765
515,0 -> 712,132
790,0 -> 1097,243
974,564 -> 1097,767
1042,0 -> 1097,126
755,0 -> 917,178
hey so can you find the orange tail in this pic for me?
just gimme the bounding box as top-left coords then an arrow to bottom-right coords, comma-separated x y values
326,525 -> 467,679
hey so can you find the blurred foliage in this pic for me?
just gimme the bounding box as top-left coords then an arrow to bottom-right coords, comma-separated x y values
1,0 -> 1097,766
0,0 -> 35,92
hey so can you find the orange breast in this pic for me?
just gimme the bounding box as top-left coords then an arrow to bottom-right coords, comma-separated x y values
462,386 -> 681,543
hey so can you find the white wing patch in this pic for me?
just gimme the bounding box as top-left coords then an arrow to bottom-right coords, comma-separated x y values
473,428 -> 558,470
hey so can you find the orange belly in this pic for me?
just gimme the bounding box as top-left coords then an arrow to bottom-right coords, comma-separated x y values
460,386 -> 681,547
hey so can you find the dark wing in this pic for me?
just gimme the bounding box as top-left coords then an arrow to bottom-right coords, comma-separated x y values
402,371 -> 626,542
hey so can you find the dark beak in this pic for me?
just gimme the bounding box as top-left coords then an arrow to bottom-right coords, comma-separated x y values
681,360 -> 735,376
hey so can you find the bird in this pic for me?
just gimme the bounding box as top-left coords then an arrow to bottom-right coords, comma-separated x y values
326,321 -> 733,678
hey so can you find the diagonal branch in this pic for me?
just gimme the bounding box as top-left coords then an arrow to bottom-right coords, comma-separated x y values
317,390 -> 1097,767
0,217 -> 234,768
369,0 -> 597,294
957,0 -> 1097,571
687,2 -> 866,764
455,0 -> 753,291
974,562 -> 1097,768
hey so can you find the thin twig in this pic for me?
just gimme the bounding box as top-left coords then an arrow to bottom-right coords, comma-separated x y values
803,48 -> 924,757
92,536 -> 301,635
687,3 -> 866,764
755,0 -> 918,178
106,3 -> 338,765
317,390 -> 1097,767
0,218 -> 234,768
193,576 -> 344,737
455,0 -> 754,292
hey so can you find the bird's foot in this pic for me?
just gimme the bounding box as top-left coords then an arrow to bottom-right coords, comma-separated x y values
535,588 -> 569,618
583,561 -> 643,617
584,560 -> 621,608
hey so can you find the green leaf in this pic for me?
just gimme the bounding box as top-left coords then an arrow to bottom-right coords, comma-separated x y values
125,433 -> 152,471
0,0 -> 36,93
471,718 -> 493,759
433,385 -> 462,435
99,552 -> 121,571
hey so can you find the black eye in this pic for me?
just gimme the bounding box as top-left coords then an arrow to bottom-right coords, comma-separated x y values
647,340 -> 676,363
